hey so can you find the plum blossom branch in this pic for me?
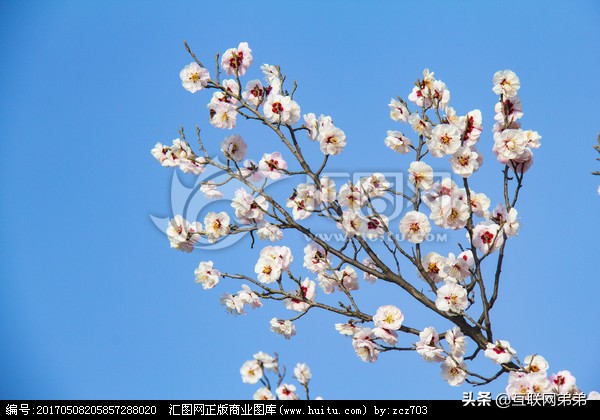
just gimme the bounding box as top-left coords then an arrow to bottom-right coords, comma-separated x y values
149,42 -> 596,397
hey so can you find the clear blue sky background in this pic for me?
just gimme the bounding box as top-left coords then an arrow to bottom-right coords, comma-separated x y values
1,0 -> 599,400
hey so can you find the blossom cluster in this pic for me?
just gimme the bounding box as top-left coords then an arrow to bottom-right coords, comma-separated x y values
491,70 -> 541,173
335,305 -> 405,363
164,212 -> 230,252
149,41 -> 598,395
151,138 -> 206,175
240,352 -> 319,400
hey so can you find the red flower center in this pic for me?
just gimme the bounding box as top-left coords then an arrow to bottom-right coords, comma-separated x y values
481,231 -> 494,244
272,102 -> 284,114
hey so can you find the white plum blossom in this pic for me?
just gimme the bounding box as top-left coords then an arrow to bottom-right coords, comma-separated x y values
428,194 -> 470,230
241,159 -> 264,182
318,125 -> 347,156
284,278 -> 316,312
399,211 -> 431,244
422,177 -> 461,209
549,371 -> 577,394
492,204 -> 520,237
253,352 -> 277,371
372,305 -> 404,330
529,374 -> 552,395
294,363 -> 311,385
242,79 -> 265,107
415,327 -> 445,362
493,129 -> 527,161
431,80 -> 450,110
362,257 -> 379,283
361,173 -> 390,198
451,146 -> 481,178
194,261 -> 221,289
445,327 -> 466,357
408,113 -> 432,137
385,130 -> 412,154
408,161 -> 434,190
429,124 -> 462,157
166,215 -> 202,252
260,246 -> 293,270
510,147 -> 534,174
276,384 -> 299,400
303,113 -> 319,140
152,139 -> 207,175
462,109 -> 483,145
253,387 -> 275,400
270,318 -> 296,339
303,113 -> 334,141
221,134 -> 247,162
506,377 -> 533,396
170,138 -> 195,161
221,42 -> 253,76
177,155 -> 207,175
210,79 -> 240,105
335,322 -> 360,336
493,69 -> 520,98
352,328 -> 379,363
231,188 -> 268,224
372,327 -> 398,346
444,251 -> 473,281
264,94 -> 300,125
316,272 -> 337,295
208,102 -> 237,129
364,215 -> 388,240
485,340 -> 516,364
524,354 -> 549,375
469,191 -> 491,218
237,284 -> 263,310
338,182 -> 365,210
335,266 -> 359,292
319,176 -> 336,204
180,62 -> 210,93
436,281 -> 468,313
259,152 -> 288,180
204,211 -> 230,242
523,130 -> 542,149
286,183 -> 319,220
200,182 -> 223,200
220,293 -> 245,315
506,373 -> 551,396
408,87 -> 429,108
303,243 -> 330,273
339,210 -> 367,237
494,95 -> 523,124
221,286 -> 262,316
472,222 -> 504,254
458,250 -> 474,267
257,223 -> 283,242
151,142 -> 178,167
389,98 -> 410,122
421,252 -> 447,283
441,356 -> 467,386
240,360 -> 263,384
261,64 -> 281,91
445,106 -> 461,127
254,258 -> 282,284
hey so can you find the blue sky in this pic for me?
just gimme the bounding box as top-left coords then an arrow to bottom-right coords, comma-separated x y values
1,0 -> 599,400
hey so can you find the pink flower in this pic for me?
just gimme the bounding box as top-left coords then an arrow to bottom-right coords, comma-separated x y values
471,222 -> 504,254
221,42 -> 253,76
485,340 -> 516,364
259,152 -> 288,180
